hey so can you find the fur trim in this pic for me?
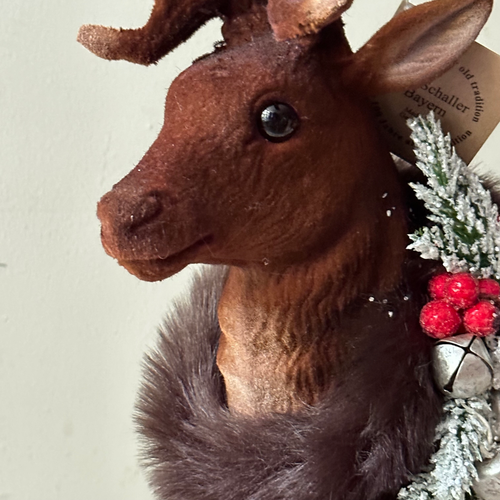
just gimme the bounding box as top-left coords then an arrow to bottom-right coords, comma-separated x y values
136,262 -> 442,500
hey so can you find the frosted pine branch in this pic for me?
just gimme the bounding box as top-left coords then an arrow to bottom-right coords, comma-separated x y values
407,113 -> 500,278
398,397 -> 492,500
398,113 -> 500,500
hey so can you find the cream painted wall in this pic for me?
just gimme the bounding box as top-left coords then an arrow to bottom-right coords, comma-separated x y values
1,1 -> 499,499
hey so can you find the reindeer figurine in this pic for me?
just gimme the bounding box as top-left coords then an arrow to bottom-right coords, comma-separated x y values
79,0 -> 493,498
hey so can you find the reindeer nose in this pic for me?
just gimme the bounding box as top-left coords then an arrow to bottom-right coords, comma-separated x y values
97,191 -> 163,233
127,193 -> 163,230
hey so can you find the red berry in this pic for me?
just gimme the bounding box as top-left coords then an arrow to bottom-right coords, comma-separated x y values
420,300 -> 462,339
444,273 -> 479,309
479,279 -> 500,299
463,300 -> 500,337
428,273 -> 451,300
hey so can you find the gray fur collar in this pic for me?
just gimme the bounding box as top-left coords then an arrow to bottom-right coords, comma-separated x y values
136,263 -> 442,500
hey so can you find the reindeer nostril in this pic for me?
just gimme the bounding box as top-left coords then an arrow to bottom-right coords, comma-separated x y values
128,194 -> 163,231
97,190 -> 164,237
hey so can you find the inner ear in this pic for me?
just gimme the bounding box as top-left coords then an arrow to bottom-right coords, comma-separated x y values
342,0 -> 493,95
221,2 -> 274,48
268,0 -> 354,40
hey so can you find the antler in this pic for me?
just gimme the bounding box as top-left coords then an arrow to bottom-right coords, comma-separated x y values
78,0 -> 356,64
268,0 -> 354,40
77,0 -> 222,65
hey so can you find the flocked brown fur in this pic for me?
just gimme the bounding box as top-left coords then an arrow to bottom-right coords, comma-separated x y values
89,0 -> 492,414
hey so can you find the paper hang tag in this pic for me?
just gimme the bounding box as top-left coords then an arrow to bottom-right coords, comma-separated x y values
372,0 -> 500,165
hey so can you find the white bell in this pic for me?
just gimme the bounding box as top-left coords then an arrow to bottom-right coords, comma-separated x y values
433,334 -> 493,399
474,451 -> 500,500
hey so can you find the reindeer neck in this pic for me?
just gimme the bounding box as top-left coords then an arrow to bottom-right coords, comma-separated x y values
217,159 -> 409,415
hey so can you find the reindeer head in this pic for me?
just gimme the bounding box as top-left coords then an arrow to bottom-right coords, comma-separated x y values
79,0 -> 492,283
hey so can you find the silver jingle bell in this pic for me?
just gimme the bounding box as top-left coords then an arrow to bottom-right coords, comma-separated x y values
474,451 -> 500,500
433,334 -> 493,399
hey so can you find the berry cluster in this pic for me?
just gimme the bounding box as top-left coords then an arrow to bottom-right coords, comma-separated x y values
420,273 -> 500,339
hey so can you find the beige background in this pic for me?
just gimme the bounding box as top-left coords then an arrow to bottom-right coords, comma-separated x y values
1,1 -> 500,499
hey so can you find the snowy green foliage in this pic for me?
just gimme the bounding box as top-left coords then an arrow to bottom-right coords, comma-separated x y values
398,113 -> 500,500
398,395 -> 490,500
398,397 -> 491,500
407,113 -> 500,278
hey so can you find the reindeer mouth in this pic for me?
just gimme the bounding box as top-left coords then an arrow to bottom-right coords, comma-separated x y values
117,236 -> 214,281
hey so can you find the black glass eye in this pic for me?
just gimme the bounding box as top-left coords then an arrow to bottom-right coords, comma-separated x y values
258,103 -> 300,142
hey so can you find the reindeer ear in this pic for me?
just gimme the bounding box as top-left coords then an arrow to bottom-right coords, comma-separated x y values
268,0 -> 354,40
342,0 -> 492,95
